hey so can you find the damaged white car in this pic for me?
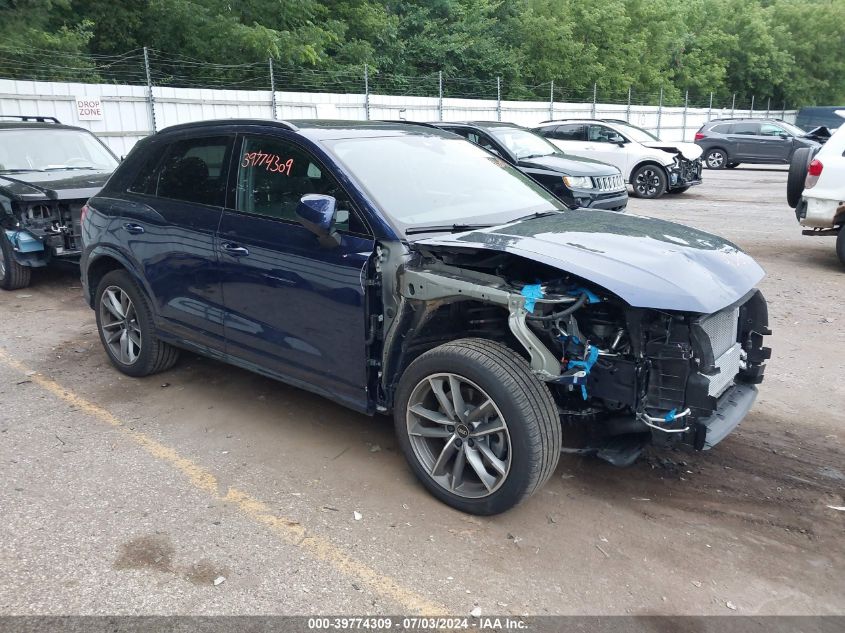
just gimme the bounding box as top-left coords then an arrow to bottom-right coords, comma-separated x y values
533,118 -> 703,199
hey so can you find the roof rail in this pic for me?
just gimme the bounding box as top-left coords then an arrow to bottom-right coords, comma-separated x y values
0,115 -> 61,124
380,120 -> 444,130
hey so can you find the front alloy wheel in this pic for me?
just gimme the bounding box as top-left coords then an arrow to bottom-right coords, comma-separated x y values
631,165 -> 667,199
406,373 -> 511,498
394,338 -> 561,515
99,285 -> 142,365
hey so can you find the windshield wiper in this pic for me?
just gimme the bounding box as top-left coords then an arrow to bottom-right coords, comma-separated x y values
512,210 -> 562,221
405,223 -> 496,235
44,165 -> 97,171
0,168 -> 46,173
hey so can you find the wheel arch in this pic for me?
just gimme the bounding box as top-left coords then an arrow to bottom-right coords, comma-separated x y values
628,160 -> 668,184
84,247 -> 150,308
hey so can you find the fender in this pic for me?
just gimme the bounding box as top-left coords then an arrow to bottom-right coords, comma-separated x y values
83,243 -> 154,309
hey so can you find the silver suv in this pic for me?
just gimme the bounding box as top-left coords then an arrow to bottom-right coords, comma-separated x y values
694,118 -> 820,169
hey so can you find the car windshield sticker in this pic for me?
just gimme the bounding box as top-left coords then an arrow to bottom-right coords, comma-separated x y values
241,151 -> 294,175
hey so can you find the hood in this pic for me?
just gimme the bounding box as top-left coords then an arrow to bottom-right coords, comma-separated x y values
641,141 -> 703,161
413,210 -> 764,314
0,168 -> 112,201
518,153 -> 620,177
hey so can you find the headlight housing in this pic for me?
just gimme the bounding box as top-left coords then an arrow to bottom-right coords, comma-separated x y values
562,175 -> 593,189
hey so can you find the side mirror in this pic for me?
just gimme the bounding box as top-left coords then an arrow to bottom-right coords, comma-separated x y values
609,135 -> 626,146
778,133 -> 790,140
295,194 -> 340,247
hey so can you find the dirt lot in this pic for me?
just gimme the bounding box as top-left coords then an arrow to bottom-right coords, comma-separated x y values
0,167 -> 843,617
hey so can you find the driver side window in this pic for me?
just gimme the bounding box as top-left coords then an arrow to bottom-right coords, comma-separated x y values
235,136 -> 368,235
759,123 -> 787,137
587,125 -> 619,143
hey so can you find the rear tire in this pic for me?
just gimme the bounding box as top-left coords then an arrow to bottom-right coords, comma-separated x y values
704,148 -> 728,169
394,338 -> 561,515
95,269 -> 179,377
837,229 -> 845,269
787,147 -> 814,208
0,235 -> 31,290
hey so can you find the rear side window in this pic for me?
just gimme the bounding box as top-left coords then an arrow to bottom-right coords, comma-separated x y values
550,124 -> 586,141
732,122 -> 760,135
709,123 -> 733,134
130,136 -> 233,206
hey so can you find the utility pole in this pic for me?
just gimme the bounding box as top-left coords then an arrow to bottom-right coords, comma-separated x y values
626,86 -> 631,122
682,90 -> 688,141
708,92 -> 713,121
364,63 -> 370,121
438,71 -> 443,121
268,58 -> 277,120
143,46 -> 156,133
656,86 -> 663,137
591,82 -> 597,119
731,93 -> 736,118
549,80 -> 554,121
496,76 -> 502,122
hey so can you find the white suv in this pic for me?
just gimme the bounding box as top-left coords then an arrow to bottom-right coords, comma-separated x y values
788,111 -> 845,266
533,119 -> 703,199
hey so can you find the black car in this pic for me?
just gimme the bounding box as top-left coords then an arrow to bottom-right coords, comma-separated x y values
694,118 -> 820,169
433,121 -> 628,211
0,116 -> 119,290
81,119 -> 770,515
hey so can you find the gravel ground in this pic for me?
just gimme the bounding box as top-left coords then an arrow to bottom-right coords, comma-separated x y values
0,166 -> 843,617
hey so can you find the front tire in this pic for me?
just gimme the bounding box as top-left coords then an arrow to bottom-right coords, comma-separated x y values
630,164 -> 667,199
0,235 -> 32,290
95,269 -> 179,377
394,339 -> 561,515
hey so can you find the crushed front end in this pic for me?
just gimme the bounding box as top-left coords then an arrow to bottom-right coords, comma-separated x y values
386,244 -> 771,466
2,197 -> 87,266
529,284 -> 770,464
667,155 -> 703,191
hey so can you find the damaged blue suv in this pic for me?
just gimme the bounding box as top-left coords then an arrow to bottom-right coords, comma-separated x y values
81,119 -> 771,515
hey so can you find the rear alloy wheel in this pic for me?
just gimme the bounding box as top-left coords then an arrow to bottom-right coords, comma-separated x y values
0,234 -> 31,290
95,269 -> 179,377
630,165 -> 667,199
705,148 -> 728,169
394,338 -> 560,515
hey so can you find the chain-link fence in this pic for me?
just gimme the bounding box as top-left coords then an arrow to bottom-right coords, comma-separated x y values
0,44 -> 796,154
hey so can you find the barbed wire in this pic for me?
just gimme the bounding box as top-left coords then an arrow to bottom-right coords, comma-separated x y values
0,45 -> 790,111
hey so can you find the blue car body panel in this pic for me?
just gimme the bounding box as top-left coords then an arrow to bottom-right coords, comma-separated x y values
4,229 -> 44,253
414,210 -> 765,315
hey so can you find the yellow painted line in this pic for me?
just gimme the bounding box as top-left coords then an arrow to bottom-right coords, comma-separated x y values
0,347 -> 446,615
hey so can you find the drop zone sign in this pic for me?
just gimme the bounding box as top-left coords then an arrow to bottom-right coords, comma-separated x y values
75,97 -> 103,121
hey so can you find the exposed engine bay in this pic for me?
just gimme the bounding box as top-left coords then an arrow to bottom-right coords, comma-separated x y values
375,242 -> 771,465
2,198 -> 86,263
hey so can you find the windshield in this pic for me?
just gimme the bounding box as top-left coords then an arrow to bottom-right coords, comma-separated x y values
326,135 -> 564,232
0,128 -> 118,172
611,122 -> 660,143
486,127 -> 558,159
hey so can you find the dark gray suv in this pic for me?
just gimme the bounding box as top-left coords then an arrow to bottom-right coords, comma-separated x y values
694,118 -> 820,169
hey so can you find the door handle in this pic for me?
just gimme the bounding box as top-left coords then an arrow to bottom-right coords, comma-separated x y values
122,223 -> 145,235
221,242 -> 250,257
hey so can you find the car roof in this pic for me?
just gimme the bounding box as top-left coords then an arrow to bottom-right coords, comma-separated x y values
704,118 -> 786,124
435,121 -> 524,130
157,118 -> 455,141
0,121 -> 91,132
